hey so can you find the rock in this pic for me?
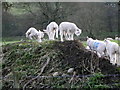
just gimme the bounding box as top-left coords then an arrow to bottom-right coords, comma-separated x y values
67,68 -> 74,73
52,72 -> 59,77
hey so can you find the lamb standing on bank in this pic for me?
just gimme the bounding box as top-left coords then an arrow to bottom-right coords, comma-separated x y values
44,22 -> 58,40
104,39 -> 120,66
115,37 -> 120,40
26,27 -> 44,42
87,37 -> 106,57
59,22 -> 82,42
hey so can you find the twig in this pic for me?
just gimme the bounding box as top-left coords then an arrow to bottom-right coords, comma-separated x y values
90,52 -> 94,73
38,53 -> 49,64
48,67 -> 54,73
23,57 -> 50,90
82,59 -> 91,73
69,71 -> 76,84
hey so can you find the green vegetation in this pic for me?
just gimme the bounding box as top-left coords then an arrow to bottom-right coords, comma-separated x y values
83,73 -> 110,88
2,41 -> 20,45
1,37 -> 120,46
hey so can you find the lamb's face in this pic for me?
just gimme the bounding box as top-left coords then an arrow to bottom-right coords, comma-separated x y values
104,39 -> 110,44
75,29 -> 82,36
25,33 -> 28,38
87,38 -> 90,45
87,38 -> 93,46
37,31 -> 44,39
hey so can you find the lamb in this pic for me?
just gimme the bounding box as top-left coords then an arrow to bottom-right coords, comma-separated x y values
115,37 -> 120,40
104,39 -> 120,66
43,22 -> 58,40
106,38 -> 113,40
25,27 -> 44,42
87,37 -> 106,57
37,30 -> 44,42
59,22 -> 82,42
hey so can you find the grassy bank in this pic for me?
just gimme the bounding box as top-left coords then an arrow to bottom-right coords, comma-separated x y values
2,40 -> 120,89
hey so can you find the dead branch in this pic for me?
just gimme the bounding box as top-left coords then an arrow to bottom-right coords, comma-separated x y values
69,71 -> 76,84
23,3 -> 37,17
23,57 -> 50,90
82,59 -> 91,73
90,52 -> 95,74
38,53 -> 49,65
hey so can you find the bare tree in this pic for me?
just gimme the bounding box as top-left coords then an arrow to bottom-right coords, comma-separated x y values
2,2 -> 118,38
2,2 -> 13,12
19,2 -> 72,29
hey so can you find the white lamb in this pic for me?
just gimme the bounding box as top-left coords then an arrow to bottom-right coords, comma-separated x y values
115,37 -> 120,40
87,37 -> 106,57
26,27 -> 44,42
59,22 -> 82,42
104,39 -> 120,66
106,38 -> 113,41
43,22 -> 58,40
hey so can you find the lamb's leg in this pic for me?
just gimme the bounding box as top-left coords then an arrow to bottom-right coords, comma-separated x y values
96,52 -> 101,57
67,33 -> 72,40
67,34 -> 71,40
52,31 -> 56,40
71,34 -> 74,40
110,54 -> 116,65
49,32 -> 54,40
49,32 -> 52,40
112,59 -> 116,65
48,33 -> 51,40
65,33 -> 68,40
99,51 -> 105,57
60,31 -> 64,42
33,35 -> 38,40
106,50 -> 110,59
29,34 -> 33,40
116,53 -> 120,66
56,29 -> 58,38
